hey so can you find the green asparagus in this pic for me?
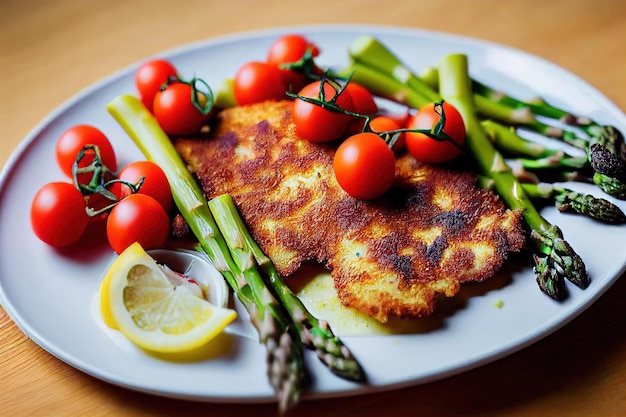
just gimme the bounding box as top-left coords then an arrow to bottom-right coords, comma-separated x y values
524,182 -> 626,224
478,176 -> 626,224
209,194 -> 366,382
481,120 -> 588,171
481,120 -> 576,160
437,53 -> 589,299
593,172 -> 626,199
107,94 -> 306,413
342,61 -> 432,109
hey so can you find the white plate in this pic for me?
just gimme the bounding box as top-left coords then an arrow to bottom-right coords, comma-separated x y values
2,24 -> 626,404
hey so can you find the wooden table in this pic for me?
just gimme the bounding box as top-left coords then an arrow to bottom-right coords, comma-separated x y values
2,0 -> 625,415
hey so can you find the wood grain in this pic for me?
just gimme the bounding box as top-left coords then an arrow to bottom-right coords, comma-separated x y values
2,0 -> 625,415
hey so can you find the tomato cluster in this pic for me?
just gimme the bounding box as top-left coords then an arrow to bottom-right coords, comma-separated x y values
136,59 -> 213,137
30,125 -> 173,253
334,100 -> 466,200
232,34 -> 322,106
290,78 -> 466,200
32,58 -> 213,253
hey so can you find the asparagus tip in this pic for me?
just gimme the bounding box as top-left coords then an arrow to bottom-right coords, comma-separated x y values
304,324 -> 367,382
589,143 -> 626,183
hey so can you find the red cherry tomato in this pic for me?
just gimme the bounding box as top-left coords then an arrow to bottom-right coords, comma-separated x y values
343,82 -> 379,135
233,61 -> 287,105
380,108 -> 411,128
333,132 -> 396,200
405,101 -> 466,164
292,80 -> 354,143
55,125 -> 117,182
369,116 -> 406,151
267,34 -> 320,93
135,59 -> 178,112
31,182 -> 90,247
267,34 -> 320,67
153,81 -> 211,136
344,82 -> 378,116
113,160 -> 173,213
106,193 -> 170,254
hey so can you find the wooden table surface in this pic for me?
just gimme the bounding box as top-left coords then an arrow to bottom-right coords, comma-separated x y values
2,0 -> 626,415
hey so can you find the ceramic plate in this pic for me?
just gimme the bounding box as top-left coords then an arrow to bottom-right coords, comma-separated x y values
1,24 -> 626,403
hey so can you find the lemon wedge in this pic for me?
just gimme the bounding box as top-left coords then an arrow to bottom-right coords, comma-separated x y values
99,242 -> 237,353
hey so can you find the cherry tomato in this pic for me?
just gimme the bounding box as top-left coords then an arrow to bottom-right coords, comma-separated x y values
380,108 -> 411,127
344,82 -> 378,116
233,61 -> 287,106
106,193 -> 170,254
267,34 -> 320,67
31,182 -> 89,247
153,81 -> 211,136
113,160 -> 173,213
267,34 -> 320,93
333,132 -> 396,200
292,80 -> 354,143
343,82 -> 379,135
405,101 -> 466,164
55,125 -> 117,189
369,116 -> 405,151
135,59 -> 178,112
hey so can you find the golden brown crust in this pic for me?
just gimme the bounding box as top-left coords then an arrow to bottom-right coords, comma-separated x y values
174,100 -> 526,322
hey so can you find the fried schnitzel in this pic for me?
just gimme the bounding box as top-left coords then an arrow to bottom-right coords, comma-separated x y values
174,100 -> 526,322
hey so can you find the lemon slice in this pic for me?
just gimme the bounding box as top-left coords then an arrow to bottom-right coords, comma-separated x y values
99,242 -> 236,353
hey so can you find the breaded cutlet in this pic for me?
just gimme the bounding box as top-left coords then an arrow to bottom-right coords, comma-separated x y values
174,100 -> 526,322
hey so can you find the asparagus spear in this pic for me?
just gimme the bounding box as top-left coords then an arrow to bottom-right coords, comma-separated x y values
344,61 -> 432,109
478,176 -> 626,224
107,94 -> 306,413
481,120 -> 589,171
209,194 -> 366,382
524,183 -> 626,224
481,120 -> 577,160
514,155 -> 589,172
346,35 -> 441,104
437,53 -> 589,299
593,172 -> 626,199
